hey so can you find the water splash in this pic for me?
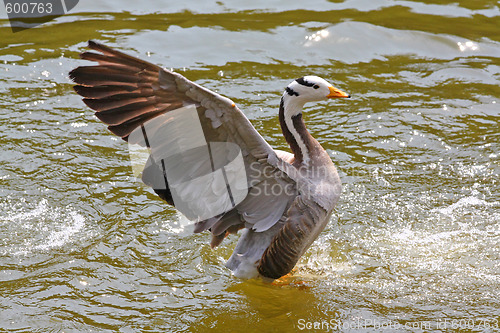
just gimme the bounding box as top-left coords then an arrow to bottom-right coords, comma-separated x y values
437,196 -> 497,216
297,191 -> 499,289
0,198 -> 86,255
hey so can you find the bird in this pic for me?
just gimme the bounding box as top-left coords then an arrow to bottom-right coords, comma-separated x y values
69,40 -> 349,280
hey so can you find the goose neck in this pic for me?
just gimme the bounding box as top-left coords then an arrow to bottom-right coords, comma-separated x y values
279,96 -> 315,165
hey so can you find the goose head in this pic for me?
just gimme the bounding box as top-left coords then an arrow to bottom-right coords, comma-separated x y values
282,75 -> 350,116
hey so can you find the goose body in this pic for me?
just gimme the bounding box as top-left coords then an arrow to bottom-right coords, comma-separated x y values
70,41 -> 349,280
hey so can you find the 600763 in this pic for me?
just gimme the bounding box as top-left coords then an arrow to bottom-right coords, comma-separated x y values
5,2 -> 53,14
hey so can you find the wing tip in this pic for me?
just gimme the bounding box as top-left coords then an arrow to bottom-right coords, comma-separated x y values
87,39 -> 105,51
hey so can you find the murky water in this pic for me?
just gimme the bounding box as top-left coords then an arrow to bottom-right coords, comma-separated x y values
1,1 -> 499,331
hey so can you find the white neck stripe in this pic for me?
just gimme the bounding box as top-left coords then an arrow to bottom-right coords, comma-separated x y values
283,93 -> 309,164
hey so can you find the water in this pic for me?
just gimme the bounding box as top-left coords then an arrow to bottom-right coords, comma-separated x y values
1,1 -> 499,331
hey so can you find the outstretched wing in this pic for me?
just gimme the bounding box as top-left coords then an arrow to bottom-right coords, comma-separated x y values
70,41 -> 297,243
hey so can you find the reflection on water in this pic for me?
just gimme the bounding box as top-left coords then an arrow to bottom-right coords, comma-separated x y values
0,0 -> 499,331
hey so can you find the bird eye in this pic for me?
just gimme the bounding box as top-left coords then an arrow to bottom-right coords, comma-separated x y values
313,85 -> 319,89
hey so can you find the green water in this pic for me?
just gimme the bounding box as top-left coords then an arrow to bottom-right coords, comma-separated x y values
0,1 -> 499,332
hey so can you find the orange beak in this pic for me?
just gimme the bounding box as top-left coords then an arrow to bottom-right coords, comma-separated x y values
327,86 -> 350,98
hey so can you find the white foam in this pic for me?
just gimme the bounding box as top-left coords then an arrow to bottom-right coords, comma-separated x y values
5,198 -> 48,222
1,199 -> 87,255
437,196 -> 496,215
32,211 -> 85,251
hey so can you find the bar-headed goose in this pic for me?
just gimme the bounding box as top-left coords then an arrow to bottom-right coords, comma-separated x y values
70,41 -> 349,280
